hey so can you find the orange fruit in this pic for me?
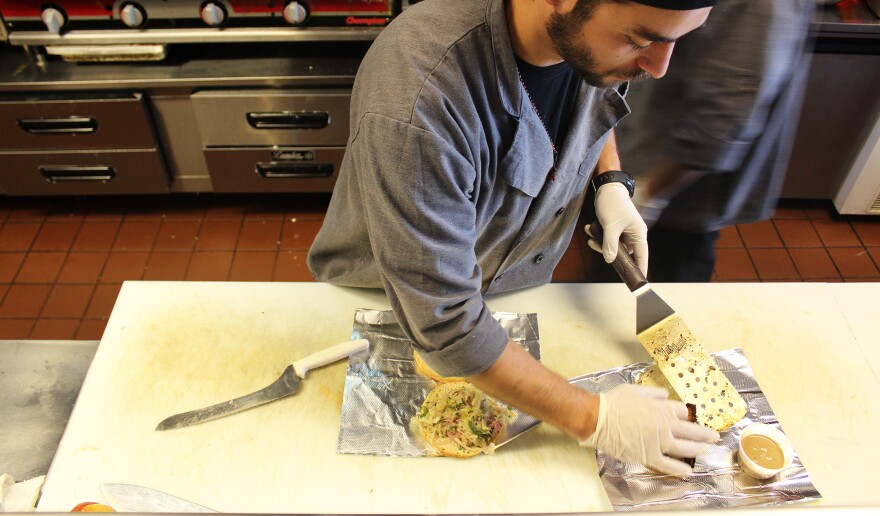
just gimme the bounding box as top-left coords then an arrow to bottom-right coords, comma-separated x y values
71,502 -> 115,512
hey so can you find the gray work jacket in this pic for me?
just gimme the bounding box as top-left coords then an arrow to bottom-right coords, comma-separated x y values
617,0 -> 815,232
308,0 -> 628,377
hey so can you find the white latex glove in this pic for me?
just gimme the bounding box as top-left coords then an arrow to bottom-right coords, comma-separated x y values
581,384 -> 720,477
587,182 -> 649,275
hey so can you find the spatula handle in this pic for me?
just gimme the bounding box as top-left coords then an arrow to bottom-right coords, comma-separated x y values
611,245 -> 648,293
588,221 -> 648,292
293,338 -> 369,378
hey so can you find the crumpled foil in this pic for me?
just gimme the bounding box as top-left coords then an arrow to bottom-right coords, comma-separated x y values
583,348 -> 822,511
336,308 -> 539,457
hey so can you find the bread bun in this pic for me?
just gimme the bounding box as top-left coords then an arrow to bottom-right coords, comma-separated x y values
638,365 -> 697,467
636,364 -> 681,401
414,381 -> 513,458
413,350 -> 466,383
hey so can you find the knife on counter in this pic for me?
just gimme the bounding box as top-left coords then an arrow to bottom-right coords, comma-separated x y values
101,483 -> 215,513
156,338 -> 369,431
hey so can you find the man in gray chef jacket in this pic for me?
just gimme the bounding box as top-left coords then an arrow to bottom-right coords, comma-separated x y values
616,0 -> 815,281
309,0 -> 720,476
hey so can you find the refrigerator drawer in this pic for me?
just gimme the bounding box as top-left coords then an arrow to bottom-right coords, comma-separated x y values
191,89 -> 350,147
0,93 -> 158,151
204,147 -> 344,193
0,149 -> 169,195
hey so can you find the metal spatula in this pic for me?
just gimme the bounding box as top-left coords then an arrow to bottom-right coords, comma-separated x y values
586,222 -> 674,333
607,244 -> 675,335
589,222 -> 746,431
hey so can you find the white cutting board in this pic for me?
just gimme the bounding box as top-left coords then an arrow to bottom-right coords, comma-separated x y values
38,281 -> 880,512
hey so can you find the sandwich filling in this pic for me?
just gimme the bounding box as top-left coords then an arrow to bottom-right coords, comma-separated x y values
415,382 -> 514,457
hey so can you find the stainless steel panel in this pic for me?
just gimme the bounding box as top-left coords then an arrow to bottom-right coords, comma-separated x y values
149,95 -> 211,190
0,148 -> 169,195
0,93 -> 158,151
204,146 -> 343,193
8,27 -> 382,46
0,340 -> 98,480
0,45 -> 362,93
192,89 -> 350,147
781,52 -> 880,198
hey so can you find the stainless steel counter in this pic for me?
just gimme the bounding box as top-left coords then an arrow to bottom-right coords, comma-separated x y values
0,42 -> 367,93
0,340 -> 97,480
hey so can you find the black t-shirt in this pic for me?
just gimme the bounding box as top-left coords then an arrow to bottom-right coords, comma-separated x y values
514,56 -> 581,151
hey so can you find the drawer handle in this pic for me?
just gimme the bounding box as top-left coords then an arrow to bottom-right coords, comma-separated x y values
40,165 -> 116,183
246,111 -> 329,130
18,117 -> 98,134
255,162 -> 333,179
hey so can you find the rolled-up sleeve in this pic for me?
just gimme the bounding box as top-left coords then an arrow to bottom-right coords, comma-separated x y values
350,112 -> 510,377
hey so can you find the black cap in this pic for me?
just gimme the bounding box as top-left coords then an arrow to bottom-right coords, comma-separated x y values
631,0 -> 717,9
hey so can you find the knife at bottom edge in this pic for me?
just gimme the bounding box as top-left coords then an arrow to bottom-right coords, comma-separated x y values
101,483 -> 216,513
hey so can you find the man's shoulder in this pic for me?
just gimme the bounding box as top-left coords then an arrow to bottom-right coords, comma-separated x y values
373,0 -> 493,66
354,0 -> 499,121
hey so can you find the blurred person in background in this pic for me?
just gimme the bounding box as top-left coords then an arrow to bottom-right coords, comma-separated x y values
614,0 -> 816,282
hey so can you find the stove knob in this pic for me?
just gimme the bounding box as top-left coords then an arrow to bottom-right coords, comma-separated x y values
200,2 -> 227,27
41,7 -> 66,34
120,3 -> 146,28
283,2 -> 308,25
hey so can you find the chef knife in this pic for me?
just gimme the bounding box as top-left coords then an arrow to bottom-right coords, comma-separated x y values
101,483 -> 215,513
588,222 -> 746,431
156,338 -> 369,431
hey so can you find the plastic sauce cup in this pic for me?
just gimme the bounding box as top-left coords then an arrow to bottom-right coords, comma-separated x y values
737,423 -> 794,479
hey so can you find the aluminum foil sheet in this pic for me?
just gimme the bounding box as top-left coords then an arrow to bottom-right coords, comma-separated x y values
336,308 -> 540,456
582,348 -> 821,511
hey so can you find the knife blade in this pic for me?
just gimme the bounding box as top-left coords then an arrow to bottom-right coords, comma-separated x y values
101,483 -> 215,513
156,338 -> 369,431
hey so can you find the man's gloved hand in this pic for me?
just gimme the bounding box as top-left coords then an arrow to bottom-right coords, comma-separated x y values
581,384 -> 720,477
587,182 -> 649,275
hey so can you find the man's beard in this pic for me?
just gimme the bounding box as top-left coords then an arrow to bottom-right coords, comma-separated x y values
546,10 -> 650,87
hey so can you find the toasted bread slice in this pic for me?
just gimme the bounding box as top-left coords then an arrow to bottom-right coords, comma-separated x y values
637,364 -> 682,401
413,350 -> 466,383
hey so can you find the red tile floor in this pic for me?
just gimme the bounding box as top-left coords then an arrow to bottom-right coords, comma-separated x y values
1,194 -> 879,340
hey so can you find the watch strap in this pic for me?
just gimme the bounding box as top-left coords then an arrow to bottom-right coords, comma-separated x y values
591,170 -> 635,197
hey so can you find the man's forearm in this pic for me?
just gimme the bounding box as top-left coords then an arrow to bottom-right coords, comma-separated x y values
468,339 -> 599,441
595,129 -> 622,175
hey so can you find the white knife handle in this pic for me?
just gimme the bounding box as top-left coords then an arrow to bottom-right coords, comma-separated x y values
293,338 -> 369,378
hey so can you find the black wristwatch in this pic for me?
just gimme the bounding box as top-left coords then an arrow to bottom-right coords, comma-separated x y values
591,170 -> 635,197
